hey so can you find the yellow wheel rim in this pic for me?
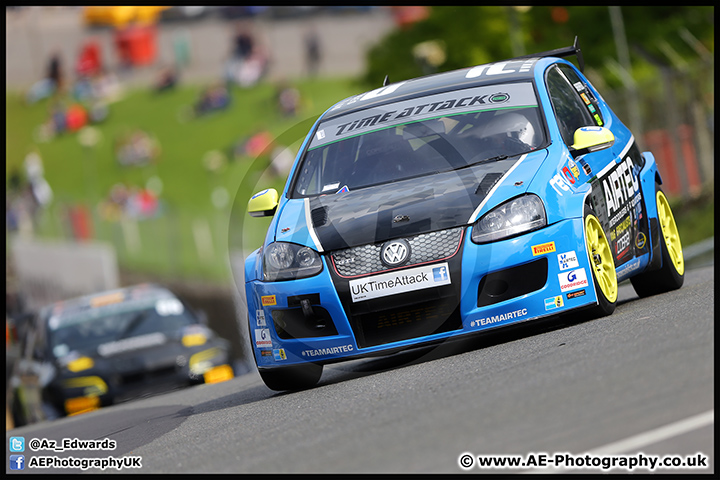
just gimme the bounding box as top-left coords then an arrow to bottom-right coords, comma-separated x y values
585,214 -> 618,303
656,191 -> 684,276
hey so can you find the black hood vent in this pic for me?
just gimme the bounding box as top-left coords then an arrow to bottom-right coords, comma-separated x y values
475,172 -> 503,197
311,206 -> 329,227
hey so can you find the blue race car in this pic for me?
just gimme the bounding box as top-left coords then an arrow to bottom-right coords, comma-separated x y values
244,38 -> 685,391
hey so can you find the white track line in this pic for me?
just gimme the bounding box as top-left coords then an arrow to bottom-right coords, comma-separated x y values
524,409 -> 714,473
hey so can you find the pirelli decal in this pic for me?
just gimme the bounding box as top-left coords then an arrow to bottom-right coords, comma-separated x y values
532,241 -> 556,256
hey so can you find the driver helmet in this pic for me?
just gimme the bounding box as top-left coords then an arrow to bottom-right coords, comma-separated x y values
480,112 -> 536,147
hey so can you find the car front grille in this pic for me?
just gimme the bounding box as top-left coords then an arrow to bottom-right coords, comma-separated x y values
331,227 -> 464,277
328,229 -> 465,349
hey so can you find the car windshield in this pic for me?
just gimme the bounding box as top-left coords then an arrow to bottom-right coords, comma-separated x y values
293,82 -> 545,197
46,297 -> 197,358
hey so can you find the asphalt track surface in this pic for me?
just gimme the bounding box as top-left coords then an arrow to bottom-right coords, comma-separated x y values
6,264 -> 713,474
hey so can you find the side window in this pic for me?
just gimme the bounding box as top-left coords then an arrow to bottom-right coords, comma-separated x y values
558,64 -> 604,127
546,65 -> 596,145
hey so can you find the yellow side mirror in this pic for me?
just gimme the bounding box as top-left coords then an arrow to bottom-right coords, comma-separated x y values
570,126 -> 615,157
248,188 -> 279,217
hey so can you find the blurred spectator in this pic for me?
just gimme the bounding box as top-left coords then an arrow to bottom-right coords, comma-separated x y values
154,65 -> 179,93
232,22 -> 255,65
35,98 -> 107,143
115,129 -> 161,166
23,149 -> 53,209
228,130 -> 274,161
390,6 -> 429,29
276,82 -> 301,117
76,39 -> 103,79
25,51 -> 64,104
125,187 -> 160,219
225,22 -> 268,87
65,103 -> 89,132
304,26 -> 321,77
49,101 -> 68,135
6,150 -> 53,235
48,50 -> 64,93
194,83 -> 231,116
173,31 -> 191,70
98,183 -> 161,222
73,68 -> 123,104
91,69 -> 123,103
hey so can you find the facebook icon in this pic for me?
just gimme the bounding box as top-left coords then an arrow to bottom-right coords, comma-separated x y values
10,455 -> 25,470
432,265 -> 449,283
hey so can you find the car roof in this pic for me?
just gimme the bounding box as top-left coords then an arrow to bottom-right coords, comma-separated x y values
40,283 -> 176,321
323,59 -> 541,121
323,38 -> 584,121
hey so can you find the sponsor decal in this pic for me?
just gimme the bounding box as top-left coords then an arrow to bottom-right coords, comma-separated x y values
90,292 -> 125,308
635,232 -> 647,249
471,308 -> 528,327
562,166 -> 576,184
610,215 -> 632,241
544,296 -> 564,311
601,156 -> 639,218
337,185 -> 349,194
532,241 -> 556,256
261,295 -> 277,306
273,349 -> 287,361
310,83 -> 537,149
616,258 -> 643,278
615,230 -> 631,258
98,332 -> 166,357
302,344 -> 354,357
349,262 -> 451,302
578,158 -> 592,176
557,251 -> 579,271
155,298 -> 184,316
568,159 -> 580,178
558,268 -> 589,292
250,189 -> 270,200
254,329 -> 272,348
550,173 -> 572,195
322,182 -> 340,192
466,60 -> 535,78
256,309 -> 266,327
260,350 -> 273,357
566,289 -> 586,299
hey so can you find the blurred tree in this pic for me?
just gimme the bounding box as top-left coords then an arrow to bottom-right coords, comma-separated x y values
362,6 -> 713,89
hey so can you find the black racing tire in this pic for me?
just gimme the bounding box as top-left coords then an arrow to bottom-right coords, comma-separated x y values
582,204 -> 618,319
630,185 -> 685,298
258,363 -> 323,392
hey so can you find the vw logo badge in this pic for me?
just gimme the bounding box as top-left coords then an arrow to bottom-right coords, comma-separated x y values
381,239 -> 410,267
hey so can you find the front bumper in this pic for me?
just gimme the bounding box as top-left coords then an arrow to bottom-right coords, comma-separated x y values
247,217 -> 598,368
54,347 -> 233,415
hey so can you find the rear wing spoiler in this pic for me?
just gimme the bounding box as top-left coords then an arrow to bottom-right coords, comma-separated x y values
512,36 -> 584,72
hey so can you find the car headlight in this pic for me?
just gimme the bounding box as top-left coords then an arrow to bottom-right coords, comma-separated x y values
471,194 -> 546,244
263,242 -> 323,281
